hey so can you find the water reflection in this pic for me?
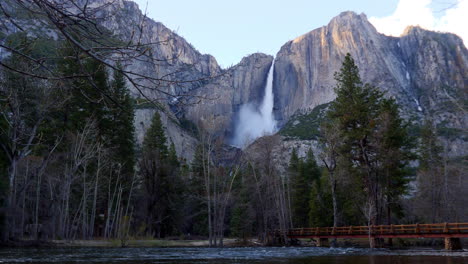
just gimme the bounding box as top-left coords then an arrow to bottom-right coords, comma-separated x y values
0,247 -> 466,264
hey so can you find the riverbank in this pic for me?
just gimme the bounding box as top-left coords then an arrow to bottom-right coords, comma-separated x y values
2,237 -> 466,249
1,238 -> 261,248
53,238 -> 243,247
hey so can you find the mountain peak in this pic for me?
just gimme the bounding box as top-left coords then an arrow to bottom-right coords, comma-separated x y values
335,11 -> 368,21
327,11 -> 373,30
401,25 -> 426,36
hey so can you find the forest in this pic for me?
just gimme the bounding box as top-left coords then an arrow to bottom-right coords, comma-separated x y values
1,45 -> 466,246
0,0 -> 466,248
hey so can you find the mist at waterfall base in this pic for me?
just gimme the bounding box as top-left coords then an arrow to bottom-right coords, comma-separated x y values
231,61 -> 276,148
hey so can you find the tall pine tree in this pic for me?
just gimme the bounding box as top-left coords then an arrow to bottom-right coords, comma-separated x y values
326,53 -> 414,226
108,64 -> 135,184
290,148 -> 320,227
140,111 -> 181,237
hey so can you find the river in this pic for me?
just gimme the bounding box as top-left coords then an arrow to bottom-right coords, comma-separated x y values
0,247 -> 467,263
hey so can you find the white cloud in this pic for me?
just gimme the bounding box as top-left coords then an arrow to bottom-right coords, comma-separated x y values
369,0 -> 467,46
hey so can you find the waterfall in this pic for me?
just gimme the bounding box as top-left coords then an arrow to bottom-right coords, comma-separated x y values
232,59 -> 277,147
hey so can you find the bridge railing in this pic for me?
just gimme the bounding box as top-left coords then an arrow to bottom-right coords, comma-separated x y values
286,223 -> 468,237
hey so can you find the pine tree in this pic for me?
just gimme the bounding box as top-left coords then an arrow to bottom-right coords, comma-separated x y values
229,172 -> 252,241
308,171 -> 333,227
377,98 -> 415,223
142,112 -> 168,158
416,120 -> 444,222
168,142 -> 180,168
291,148 -> 320,228
140,111 -> 184,237
419,120 -> 442,170
327,53 -> 383,226
108,64 -> 135,182
303,149 -> 321,184
288,148 -> 300,175
327,53 -> 413,226
187,145 -> 209,236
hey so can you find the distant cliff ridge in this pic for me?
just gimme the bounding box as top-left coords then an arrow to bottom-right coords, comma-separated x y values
103,4 -> 466,158
6,1 -> 465,160
273,12 -> 466,125
271,11 -> 466,157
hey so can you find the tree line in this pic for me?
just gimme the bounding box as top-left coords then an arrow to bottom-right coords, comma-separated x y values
0,39 -> 465,246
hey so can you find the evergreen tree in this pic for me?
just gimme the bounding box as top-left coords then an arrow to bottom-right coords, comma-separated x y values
308,171 -> 333,227
415,120 -> 445,222
419,120 -> 442,170
288,148 -> 300,175
326,53 -> 413,226
187,145 -> 209,236
290,148 -> 320,228
58,43 -> 113,139
303,149 -> 321,183
140,111 -> 182,237
108,64 -> 135,182
229,172 -> 252,241
142,112 -> 168,158
168,142 -> 180,168
377,99 -> 415,223
327,53 -> 384,226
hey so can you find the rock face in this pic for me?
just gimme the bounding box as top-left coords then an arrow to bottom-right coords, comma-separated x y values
87,0 -> 221,96
274,12 -> 466,124
273,11 -> 467,156
59,4 -> 468,159
4,1 -> 466,160
184,53 -> 274,137
134,109 -> 197,162
87,0 -> 223,160
90,0 -> 274,151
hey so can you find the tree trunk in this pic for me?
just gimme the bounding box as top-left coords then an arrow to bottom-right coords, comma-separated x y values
34,169 -> 42,240
330,174 -> 338,228
89,151 -> 101,238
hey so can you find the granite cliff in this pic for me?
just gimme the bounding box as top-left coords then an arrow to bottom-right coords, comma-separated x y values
274,12 -> 466,124
2,2 -> 466,161
273,12 -> 467,157
86,0 -> 274,153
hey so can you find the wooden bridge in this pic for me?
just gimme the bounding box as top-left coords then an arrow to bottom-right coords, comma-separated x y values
282,223 -> 468,250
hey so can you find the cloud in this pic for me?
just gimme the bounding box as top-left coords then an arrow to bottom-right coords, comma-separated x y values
369,0 -> 467,46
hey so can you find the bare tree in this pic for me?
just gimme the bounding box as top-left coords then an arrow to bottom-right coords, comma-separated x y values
244,135 -> 291,244
362,199 -> 377,249
320,121 -> 340,229
0,59 -> 64,240
0,0 -> 220,105
211,143 -> 243,247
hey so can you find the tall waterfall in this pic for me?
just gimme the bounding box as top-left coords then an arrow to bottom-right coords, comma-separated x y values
232,60 -> 277,147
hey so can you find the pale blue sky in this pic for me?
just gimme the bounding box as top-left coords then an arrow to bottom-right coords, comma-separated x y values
131,0 -> 465,68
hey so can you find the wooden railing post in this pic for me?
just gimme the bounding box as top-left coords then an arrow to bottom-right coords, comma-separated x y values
416,223 -> 420,233
444,222 -> 449,233
348,226 -> 353,235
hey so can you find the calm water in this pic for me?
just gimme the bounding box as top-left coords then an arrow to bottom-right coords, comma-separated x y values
0,247 -> 467,264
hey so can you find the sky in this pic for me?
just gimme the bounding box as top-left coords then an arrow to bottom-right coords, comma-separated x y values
132,0 -> 467,68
